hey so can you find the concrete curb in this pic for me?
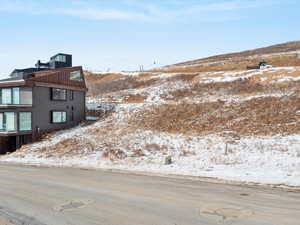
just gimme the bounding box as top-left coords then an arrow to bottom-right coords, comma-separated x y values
1,161 -> 300,192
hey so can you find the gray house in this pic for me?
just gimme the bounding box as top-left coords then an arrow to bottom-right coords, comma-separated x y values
0,54 -> 87,153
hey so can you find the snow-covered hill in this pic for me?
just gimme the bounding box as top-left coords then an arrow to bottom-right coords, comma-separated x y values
2,66 -> 300,187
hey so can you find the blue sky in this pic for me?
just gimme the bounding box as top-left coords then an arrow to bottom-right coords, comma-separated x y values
0,0 -> 299,77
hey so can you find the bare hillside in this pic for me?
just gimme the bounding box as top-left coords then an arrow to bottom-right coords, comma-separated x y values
2,41 -> 300,187
2,66 -> 300,187
175,41 -> 300,66
156,41 -> 300,73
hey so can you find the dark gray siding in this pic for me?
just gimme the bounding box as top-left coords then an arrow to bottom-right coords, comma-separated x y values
20,87 -> 33,105
32,86 -> 85,132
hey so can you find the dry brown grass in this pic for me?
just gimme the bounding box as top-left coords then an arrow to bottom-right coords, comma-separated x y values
102,148 -> 127,161
166,73 -> 199,82
168,74 -> 300,101
153,54 -> 300,73
124,94 -> 146,103
131,149 -> 146,157
37,138 -> 95,158
85,74 -> 158,97
130,95 -> 300,136
179,150 -> 196,157
85,72 -> 126,81
138,72 -> 162,79
144,143 -> 168,152
168,78 -> 273,100
171,41 -> 300,67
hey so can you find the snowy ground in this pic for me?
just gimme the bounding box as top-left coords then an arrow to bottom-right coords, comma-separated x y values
1,67 -> 300,187
87,66 -> 300,104
2,103 -> 300,187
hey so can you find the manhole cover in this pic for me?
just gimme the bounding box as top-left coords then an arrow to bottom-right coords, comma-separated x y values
54,200 -> 93,212
200,205 -> 253,221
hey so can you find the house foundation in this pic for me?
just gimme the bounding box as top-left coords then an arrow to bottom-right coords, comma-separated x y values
0,135 -> 33,154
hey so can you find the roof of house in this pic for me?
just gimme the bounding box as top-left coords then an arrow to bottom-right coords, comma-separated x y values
10,68 -> 38,78
0,77 -> 24,83
50,53 -> 72,60
0,66 -> 87,91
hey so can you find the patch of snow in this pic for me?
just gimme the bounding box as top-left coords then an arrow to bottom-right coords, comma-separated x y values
86,104 -> 115,111
3,66 -> 300,187
141,73 -> 181,81
0,79 -> 24,84
275,76 -> 300,82
3,130 -> 300,186
86,116 -> 99,121
2,103 -> 300,187
89,70 -> 140,76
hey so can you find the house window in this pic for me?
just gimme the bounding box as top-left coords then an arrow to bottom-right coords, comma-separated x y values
70,90 -> 74,100
12,88 -> 20,104
1,87 -> 20,105
52,111 -> 67,123
55,55 -> 66,62
51,88 -> 67,101
0,112 -> 17,132
19,112 -> 32,131
70,70 -> 83,82
5,112 -> 17,131
20,87 -> 33,105
2,88 -> 12,104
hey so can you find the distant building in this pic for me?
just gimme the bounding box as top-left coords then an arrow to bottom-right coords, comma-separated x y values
0,53 -> 87,154
247,61 -> 272,70
35,53 -> 72,70
259,61 -> 272,69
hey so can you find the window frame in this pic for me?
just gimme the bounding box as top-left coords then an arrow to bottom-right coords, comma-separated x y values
12,87 -> 20,104
70,90 -> 74,101
0,87 -> 21,105
70,70 -> 83,82
51,111 -> 67,124
0,112 -> 17,132
0,112 -> 3,131
55,55 -> 66,63
51,88 -> 67,101
19,112 -> 32,131
1,88 -> 12,105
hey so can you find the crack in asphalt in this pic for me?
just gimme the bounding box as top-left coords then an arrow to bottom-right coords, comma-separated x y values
53,199 -> 93,212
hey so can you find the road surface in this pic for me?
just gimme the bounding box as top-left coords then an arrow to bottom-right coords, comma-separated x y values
0,164 -> 299,225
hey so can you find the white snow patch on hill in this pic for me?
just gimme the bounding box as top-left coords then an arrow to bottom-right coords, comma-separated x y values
2,103 -> 300,187
2,67 -> 300,186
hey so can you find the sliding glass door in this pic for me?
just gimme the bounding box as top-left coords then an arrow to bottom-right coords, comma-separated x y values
19,112 -> 32,131
0,112 -> 32,132
0,112 -> 17,132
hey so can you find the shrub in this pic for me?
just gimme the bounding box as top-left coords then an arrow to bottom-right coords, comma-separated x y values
165,156 -> 172,165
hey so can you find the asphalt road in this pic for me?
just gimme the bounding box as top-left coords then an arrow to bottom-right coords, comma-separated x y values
0,164 -> 299,225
